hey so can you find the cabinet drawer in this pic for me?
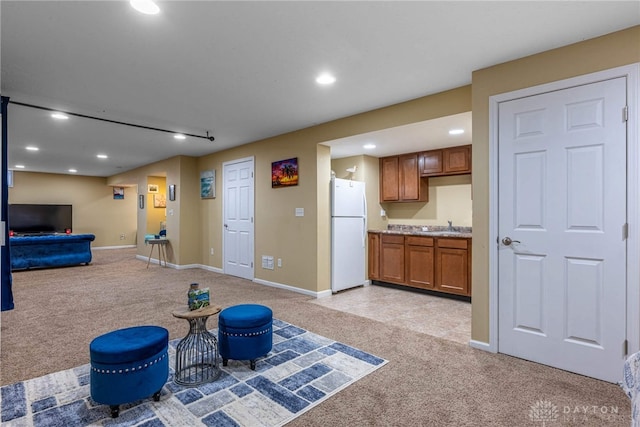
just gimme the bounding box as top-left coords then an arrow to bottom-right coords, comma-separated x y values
437,238 -> 468,249
405,236 -> 434,247
381,234 -> 404,244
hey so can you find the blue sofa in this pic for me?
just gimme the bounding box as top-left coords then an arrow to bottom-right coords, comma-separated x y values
10,234 -> 96,271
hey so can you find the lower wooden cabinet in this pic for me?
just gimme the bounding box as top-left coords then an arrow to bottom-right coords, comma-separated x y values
380,234 -> 405,283
368,232 -> 471,297
367,232 -> 380,280
405,236 -> 434,289
435,238 -> 470,296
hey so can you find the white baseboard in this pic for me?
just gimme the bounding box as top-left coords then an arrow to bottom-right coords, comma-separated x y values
93,244 -> 136,250
469,339 -> 495,353
196,264 -> 224,274
253,278 -> 328,298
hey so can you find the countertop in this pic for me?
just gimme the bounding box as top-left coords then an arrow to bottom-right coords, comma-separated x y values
368,228 -> 472,239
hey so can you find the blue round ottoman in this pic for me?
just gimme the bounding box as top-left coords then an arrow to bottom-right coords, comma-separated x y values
90,325 -> 169,418
218,304 -> 273,370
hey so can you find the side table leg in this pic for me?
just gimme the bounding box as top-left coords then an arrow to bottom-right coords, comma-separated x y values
146,244 -> 154,268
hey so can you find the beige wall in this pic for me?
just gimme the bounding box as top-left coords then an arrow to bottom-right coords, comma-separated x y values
8,171 -> 137,247
385,175 -> 472,227
470,25 -> 640,344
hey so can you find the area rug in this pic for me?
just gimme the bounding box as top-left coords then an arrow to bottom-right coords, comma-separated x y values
1,318 -> 387,426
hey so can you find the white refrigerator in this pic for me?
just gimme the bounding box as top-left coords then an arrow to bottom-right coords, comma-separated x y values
331,177 -> 367,293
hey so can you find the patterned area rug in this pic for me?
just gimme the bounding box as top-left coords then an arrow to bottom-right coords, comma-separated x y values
1,319 -> 387,426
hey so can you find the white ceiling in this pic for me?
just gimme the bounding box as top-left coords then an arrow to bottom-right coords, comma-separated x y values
2,1 -> 638,177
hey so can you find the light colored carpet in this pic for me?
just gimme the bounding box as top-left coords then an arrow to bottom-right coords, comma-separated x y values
0,248 -> 631,426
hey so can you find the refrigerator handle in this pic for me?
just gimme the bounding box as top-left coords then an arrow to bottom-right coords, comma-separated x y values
362,191 -> 367,247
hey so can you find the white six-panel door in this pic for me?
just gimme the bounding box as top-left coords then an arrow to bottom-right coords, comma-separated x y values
223,157 -> 255,280
497,77 -> 628,382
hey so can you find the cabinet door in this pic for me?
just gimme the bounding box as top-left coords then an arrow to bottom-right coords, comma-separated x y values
405,236 -> 434,289
399,154 -> 428,202
443,145 -> 471,174
380,157 -> 399,202
380,235 -> 405,283
435,247 -> 469,296
419,150 -> 443,176
368,233 -> 380,280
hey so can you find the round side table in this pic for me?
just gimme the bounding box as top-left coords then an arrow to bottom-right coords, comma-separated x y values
171,305 -> 221,386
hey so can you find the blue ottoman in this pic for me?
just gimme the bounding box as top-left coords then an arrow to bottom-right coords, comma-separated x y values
90,326 -> 169,418
218,304 -> 273,370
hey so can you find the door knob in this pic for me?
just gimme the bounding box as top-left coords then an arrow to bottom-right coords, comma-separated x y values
502,237 -> 520,245
224,224 -> 228,228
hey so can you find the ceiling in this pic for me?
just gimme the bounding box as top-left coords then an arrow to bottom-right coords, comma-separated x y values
2,1 -> 638,177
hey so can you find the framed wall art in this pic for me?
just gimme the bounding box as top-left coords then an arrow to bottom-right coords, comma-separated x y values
271,157 -> 298,188
148,184 -> 159,193
154,193 -> 166,208
113,187 -> 125,200
200,170 -> 215,199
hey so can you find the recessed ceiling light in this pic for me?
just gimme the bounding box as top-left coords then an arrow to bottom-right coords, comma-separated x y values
174,134 -> 186,140
316,73 -> 336,85
68,169 -> 78,173
15,165 -> 25,169
51,113 -> 69,120
363,144 -> 376,150
97,154 -> 108,159
449,129 -> 464,135
26,146 -> 39,151
130,0 -> 160,15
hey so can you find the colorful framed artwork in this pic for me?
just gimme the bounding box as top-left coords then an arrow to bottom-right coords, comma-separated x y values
153,193 -> 166,208
113,187 -> 125,200
201,170 -> 215,199
272,157 -> 298,188
148,184 -> 159,193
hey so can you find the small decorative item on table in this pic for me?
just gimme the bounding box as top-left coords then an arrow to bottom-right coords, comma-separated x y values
187,283 -> 210,311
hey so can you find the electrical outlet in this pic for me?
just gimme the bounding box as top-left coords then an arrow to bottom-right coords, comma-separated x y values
119,233 -> 125,240
277,258 -> 282,268
210,248 -> 214,255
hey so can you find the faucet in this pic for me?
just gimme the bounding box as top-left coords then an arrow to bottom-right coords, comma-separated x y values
447,220 -> 453,231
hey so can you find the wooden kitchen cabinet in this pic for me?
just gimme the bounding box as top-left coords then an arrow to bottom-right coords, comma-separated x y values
419,150 -> 443,176
420,145 -> 471,177
443,145 -> 471,174
379,154 -> 428,202
380,156 -> 400,201
435,238 -> 470,296
405,236 -> 434,289
368,232 -> 380,280
380,234 -> 405,283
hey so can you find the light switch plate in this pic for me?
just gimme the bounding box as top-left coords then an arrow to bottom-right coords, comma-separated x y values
295,208 -> 304,217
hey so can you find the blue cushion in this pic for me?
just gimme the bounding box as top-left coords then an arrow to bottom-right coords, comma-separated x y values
219,304 -> 272,328
90,326 -> 168,364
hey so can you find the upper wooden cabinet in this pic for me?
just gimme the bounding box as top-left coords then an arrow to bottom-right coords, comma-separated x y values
380,154 -> 428,202
419,150 -> 443,175
420,145 -> 472,177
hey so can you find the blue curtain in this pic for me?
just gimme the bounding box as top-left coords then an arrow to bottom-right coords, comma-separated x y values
1,96 -> 14,311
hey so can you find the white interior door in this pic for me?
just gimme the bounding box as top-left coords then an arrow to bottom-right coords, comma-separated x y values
497,77 -> 628,382
223,157 -> 254,280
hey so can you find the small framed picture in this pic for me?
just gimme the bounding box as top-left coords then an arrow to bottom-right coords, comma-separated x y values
154,194 -> 166,208
201,170 -> 215,199
272,157 -> 299,188
148,184 -> 159,193
139,194 -> 145,209
169,184 -> 176,201
113,187 -> 125,200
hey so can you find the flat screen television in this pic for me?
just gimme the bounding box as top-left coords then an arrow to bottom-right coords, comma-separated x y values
8,204 -> 72,235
